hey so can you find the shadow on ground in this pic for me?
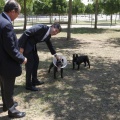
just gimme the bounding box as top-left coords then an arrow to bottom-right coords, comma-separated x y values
107,38 -> 120,48
13,56 -> 120,120
1,29 -> 119,120
61,27 -> 120,34
11,35 -> 120,120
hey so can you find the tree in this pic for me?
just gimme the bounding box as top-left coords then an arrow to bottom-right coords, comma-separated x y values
33,0 -> 53,23
67,0 -> 72,40
94,0 -> 98,29
17,0 -> 33,15
0,0 -> 5,13
17,0 -> 33,30
51,0 -> 67,22
24,0 -> 27,30
100,0 -> 120,25
72,0 -> 85,23
33,0 -> 67,23
85,4 -> 94,26
33,0 -> 45,15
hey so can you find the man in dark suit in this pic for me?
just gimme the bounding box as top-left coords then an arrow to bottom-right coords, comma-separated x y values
18,23 -> 62,91
0,0 -> 27,118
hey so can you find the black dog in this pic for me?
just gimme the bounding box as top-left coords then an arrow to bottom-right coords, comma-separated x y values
73,54 -> 90,70
48,59 -> 64,79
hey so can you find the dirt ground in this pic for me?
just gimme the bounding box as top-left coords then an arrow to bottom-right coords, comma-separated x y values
0,28 -> 120,120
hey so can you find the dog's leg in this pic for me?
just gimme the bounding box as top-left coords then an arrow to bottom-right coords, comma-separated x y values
73,61 -> 75,69
84,61 -> 86,67
61,68 -> 63,78
73,54 -> 75,69
54,66 -> 57,79
77,64 -> 80,70
48,62 -> 54,73
87,60 -> 90,68
86,57 -> 90,68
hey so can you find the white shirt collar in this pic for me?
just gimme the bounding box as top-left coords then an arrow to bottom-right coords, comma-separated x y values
41,27 -> 50,41
47,27 -> 50,35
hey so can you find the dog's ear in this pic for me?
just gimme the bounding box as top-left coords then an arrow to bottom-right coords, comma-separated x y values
73,54 -> 75,58
76,54 -> 78,58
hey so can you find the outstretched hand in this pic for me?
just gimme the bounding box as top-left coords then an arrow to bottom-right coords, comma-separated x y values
55,55 -> 61,61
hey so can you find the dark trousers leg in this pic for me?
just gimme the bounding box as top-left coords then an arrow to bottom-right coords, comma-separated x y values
24,51 -> 34,87
0,80 -> 6,108
0,75 -> 15,110
32,51 -> 39,83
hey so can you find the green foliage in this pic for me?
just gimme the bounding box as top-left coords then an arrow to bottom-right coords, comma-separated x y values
51,0 -> 67,14
72,0 -> 85,14
85,4 -> 94,14
33,0 -> 67,15
17,0 -> 33,15
16,0 -> 120,16
0,0 -> 5,13
100,0 -> 120,15
33,0 -> 52,15
92,2 -> 102,14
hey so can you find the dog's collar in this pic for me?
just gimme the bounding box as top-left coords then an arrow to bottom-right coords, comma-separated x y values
53,55 -> 67,68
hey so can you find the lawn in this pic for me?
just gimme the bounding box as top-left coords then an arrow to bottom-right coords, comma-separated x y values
0,27 -> 120,120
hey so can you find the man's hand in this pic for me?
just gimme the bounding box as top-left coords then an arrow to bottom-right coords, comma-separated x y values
54,54 -> 61,61
20,48 -> 24,54
22,57 -> 27,64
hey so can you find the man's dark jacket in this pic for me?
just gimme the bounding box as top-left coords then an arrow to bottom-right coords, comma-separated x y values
18,24 -> 56,55
0,12 -> 25,77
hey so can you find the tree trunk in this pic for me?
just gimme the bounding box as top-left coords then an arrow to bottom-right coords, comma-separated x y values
110,14 -> 112,26
23,0 -> 27,30
119,12 -> 120,19
115,13 -> 117,24
49,13 -> 52,23
76,14 -> 77,23
59,14 -> 60,22
67,0 -> 72,40
91,14 -> 92,27
106,15 -> 107,21
94,0 -> 98,29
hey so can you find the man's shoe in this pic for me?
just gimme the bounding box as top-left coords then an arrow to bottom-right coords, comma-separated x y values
3,102 -> 18,112
32,80 -> 44,86
26,86 -> 39,91
8,111 -> 26,118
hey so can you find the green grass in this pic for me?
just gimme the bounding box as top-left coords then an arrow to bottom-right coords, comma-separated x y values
13,18 -> 120,27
